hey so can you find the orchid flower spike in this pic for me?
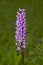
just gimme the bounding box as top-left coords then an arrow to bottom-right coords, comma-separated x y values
15,8 -> 26,51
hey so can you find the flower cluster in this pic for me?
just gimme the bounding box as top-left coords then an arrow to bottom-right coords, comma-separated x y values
15,8 -> 26,51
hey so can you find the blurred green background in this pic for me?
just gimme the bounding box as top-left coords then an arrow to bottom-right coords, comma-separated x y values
0,0 -> 43,65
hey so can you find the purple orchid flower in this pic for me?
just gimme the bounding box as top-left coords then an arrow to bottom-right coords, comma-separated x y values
15,8 -> 26,51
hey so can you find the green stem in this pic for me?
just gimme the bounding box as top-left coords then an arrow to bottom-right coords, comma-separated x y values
21,48 -> 24,65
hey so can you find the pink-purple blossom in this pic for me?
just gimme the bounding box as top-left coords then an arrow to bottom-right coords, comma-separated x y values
15,8 -> 26,51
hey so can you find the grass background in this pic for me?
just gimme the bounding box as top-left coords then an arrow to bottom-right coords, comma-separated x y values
0,0 -> 43,65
